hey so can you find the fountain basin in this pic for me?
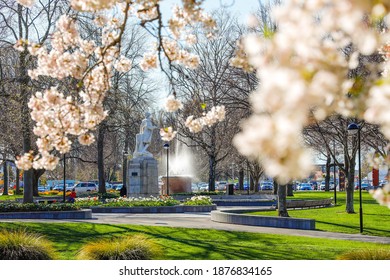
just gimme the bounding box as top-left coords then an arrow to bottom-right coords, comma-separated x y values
161,175 -> 192,195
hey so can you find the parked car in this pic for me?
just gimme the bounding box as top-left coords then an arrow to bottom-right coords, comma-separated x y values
233,182 -> 250,190
38,186 -> 49,193
355,182 -> 372,191
319,181 -> 335,190
111,183 -> 123,190
73,182 -> 98,194
198,183 -> 209,191
88,181 -> 112,189
260,182 -> 273,191
310,181 -> 318,190
216,181 -> 228,191
52,184 -> 72,191
299,183 -> 313,191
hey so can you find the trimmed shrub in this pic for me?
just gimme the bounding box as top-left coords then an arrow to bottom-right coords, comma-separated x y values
337,249 -> 390,260
75,196 -> 180,208
0,203 -> 80,212
77,234 -> 161,260
0,229 -> 57,260
98,192 -> 119,200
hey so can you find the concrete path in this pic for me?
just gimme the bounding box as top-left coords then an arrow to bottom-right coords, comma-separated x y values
2,206 -> 390,244
89,212 -> 390,244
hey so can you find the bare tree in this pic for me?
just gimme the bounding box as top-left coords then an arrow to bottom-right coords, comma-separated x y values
0,0 -> 68,202
166,11 -> 245,191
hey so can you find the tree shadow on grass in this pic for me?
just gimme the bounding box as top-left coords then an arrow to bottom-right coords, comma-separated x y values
92,224 -> 340,260
316,220 -> 390,236
0,222 -> 383,260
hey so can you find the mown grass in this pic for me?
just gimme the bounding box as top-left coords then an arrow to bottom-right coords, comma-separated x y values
247,191 -> 390,237
0,194 -> 22,201
0,222 -> 388,260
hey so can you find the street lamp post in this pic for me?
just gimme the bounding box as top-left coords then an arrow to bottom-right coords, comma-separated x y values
246,161 -> 250,195
163,143 -> 170,196
122,150 -> 128,191
63,154 -> 66,203
347,122 -> 363,233
333,140 -> 337,205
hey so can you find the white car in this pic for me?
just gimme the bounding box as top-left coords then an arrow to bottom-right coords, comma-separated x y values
320,181 -> 335,190
216,181 -> 228,191
73,182 -> 98,194
198,183 -> 209,191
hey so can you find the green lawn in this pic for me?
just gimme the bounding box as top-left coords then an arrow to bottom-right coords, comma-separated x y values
0,191 -> 389,260
0,194 -> 22,201
0,222 -> 389,260
246,191 -> 390,237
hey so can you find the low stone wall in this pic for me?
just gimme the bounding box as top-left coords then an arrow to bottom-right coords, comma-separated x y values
211,209 -> 315,230
173,194 -> 277,201
285,199 -> 333,209
0,209 -> 92,219
212,199 -> 275,207
91,204 -> 217,213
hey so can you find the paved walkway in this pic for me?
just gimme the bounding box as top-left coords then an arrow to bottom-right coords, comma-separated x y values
2,207 -> 390,244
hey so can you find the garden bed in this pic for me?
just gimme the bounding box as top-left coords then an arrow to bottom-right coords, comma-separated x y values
90,204 -> 217,213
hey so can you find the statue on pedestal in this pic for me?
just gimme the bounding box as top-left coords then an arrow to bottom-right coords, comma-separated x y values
133,112 -> 156,158
128,112 -> 159,197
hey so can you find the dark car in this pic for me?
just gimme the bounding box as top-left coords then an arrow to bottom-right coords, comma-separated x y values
234,182 -> 250,190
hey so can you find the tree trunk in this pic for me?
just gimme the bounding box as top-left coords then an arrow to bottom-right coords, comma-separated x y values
33,169 -> 44,196
3,161 -> 8,195
208,155 -> 216,191
250,175 -> 255,192
278,184 -> 289,217
15,168 -> 21,195
122,132 -> 130,189
238,168 -> 244,190
252,174 -> 261,192
20,50 -> 33,203
18,4 -> 33,203
273,181 -> 278,195
208,126 -> 217,192
287,183 -> 294,196
97,125 -> 106,194
122,156 -> 128,187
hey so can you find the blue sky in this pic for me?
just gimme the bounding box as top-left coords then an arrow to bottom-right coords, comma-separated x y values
160,0 -> 262,23
151,0 -> 262,109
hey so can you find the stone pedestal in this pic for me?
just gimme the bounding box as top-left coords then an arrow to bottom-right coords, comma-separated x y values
127,157 -> 159,197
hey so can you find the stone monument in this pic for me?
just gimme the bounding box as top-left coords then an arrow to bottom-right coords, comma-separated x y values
127,112 -> 159,197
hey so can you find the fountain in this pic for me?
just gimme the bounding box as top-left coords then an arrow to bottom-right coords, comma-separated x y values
160,138 -> 194,195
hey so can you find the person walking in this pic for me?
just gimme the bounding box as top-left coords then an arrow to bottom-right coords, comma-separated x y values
120,185 -> 127,197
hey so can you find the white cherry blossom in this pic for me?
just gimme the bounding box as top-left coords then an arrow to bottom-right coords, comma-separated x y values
160,127 -> 177,141
164,95 -> 183,112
